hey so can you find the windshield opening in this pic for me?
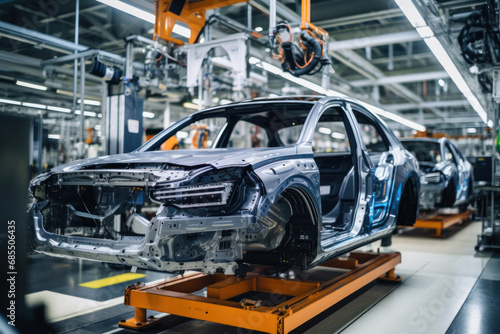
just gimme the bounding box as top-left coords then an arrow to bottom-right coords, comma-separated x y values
401,141 -> 442,163
141,102 -> 314,151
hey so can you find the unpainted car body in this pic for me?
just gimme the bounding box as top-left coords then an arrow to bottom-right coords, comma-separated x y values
29,96 -> 420,275
400,138 -> 473,210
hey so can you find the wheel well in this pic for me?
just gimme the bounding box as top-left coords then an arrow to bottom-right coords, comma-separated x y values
242,186 -> 319,269
397,176 -> 419,226
281,186 -> 320,224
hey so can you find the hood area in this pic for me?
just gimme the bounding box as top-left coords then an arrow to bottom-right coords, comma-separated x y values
51,146 -> 300,173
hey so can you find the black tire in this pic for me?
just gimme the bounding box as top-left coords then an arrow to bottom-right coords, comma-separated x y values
397,179 -> 418,226
440,179 -> 456,207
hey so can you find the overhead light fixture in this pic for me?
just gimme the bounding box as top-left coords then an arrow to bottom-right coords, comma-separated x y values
438,79 -> 445,87
77,98 -> 101,106
177,131 -> 189,139
0,98 -> 22,105
96,0 -> 190,38
331,132 -> 346,140
357,101 -> 426,132
255,27 -> 263,32
47,106 -> 71,113
318,127 -> 332,135
75,110 -> 98,117
249,57 -> 260,65
252,57 -> 425,131
466,128 -> 477,134
48,134 -> 60,140
143,111 -> 155,118
395,0 -> 488,124
22,102 -> 46,109
16,81 -> 47,91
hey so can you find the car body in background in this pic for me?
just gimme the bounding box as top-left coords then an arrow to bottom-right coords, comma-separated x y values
29,96 -> 420,275
400,138 -> 473,210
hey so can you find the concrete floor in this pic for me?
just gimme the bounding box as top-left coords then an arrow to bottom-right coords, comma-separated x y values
24,220 -> 496,333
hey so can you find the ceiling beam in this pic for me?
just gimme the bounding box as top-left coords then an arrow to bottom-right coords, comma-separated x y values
0,20 -> 88,54
314,8 -> 403,29
331,47 -> 446,118
329,30 -> 421,51
351,70 -> 449,87
39,5 -> 108,24
382,99 -> 469,111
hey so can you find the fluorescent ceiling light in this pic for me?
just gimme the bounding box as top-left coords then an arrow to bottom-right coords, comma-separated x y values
47,106 -> 71,113
357,101 -> 426,132
16,81 -> 47,91
97,0 -> 154,23
466,128 -> 477,134
438,79 -> 445,87
318,127 -> 331,135
395,0 -> 488,124
177,131 -> 189,139
48,134 -> 60,140
249,57 -> 260,65
143,111 -> 155,118
75,110 -> 97,117
331,132 -> 346,139
96,0 -> 190,38
394,0 -> 427,28
77,98 -> 101,106
22,102 -> 46,109
256,59 -> 424,131
173,24 -> 191,38
0,98 -> 21,105
255,27 -> 263,32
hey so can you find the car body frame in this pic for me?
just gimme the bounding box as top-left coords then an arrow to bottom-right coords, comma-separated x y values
400,137 -> 473,210
29,96 -> 420,275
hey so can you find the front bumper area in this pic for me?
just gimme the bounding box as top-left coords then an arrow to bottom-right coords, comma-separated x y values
419,182 -> 446,210
31,201 -> 256,275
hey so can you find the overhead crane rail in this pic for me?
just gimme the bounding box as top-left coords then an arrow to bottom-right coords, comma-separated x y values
119,251 -> 401,334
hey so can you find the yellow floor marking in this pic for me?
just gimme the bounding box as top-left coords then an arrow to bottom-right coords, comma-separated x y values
79,273 -> 146,289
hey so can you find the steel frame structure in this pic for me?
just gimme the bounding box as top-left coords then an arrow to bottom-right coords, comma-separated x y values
119,251 -> 402,334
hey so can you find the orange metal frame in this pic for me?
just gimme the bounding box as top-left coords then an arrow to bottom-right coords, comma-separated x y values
154,0 -> 249,45
300,0 -> 329,43
404,209 -> 475,237
119,251 -> 401,333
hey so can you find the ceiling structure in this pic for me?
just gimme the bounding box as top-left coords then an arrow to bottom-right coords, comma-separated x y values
0,0 -> 496,135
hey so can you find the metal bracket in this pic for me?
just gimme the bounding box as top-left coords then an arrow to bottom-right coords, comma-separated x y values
183,33 -> 248,92
240,298 -> 262,310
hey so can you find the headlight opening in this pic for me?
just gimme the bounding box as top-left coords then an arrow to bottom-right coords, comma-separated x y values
151,181 -> 234,208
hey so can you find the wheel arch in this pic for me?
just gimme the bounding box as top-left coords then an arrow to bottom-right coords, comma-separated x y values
396,174 -> 419,226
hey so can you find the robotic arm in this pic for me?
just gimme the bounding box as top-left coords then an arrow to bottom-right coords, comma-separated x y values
271,0 -> 330,77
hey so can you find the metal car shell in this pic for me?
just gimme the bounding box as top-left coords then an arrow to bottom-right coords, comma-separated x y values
400,138 -> 473,210
29,96 -> 420,275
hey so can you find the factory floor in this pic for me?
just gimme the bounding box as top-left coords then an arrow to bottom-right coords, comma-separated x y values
25,220 -> 500,334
